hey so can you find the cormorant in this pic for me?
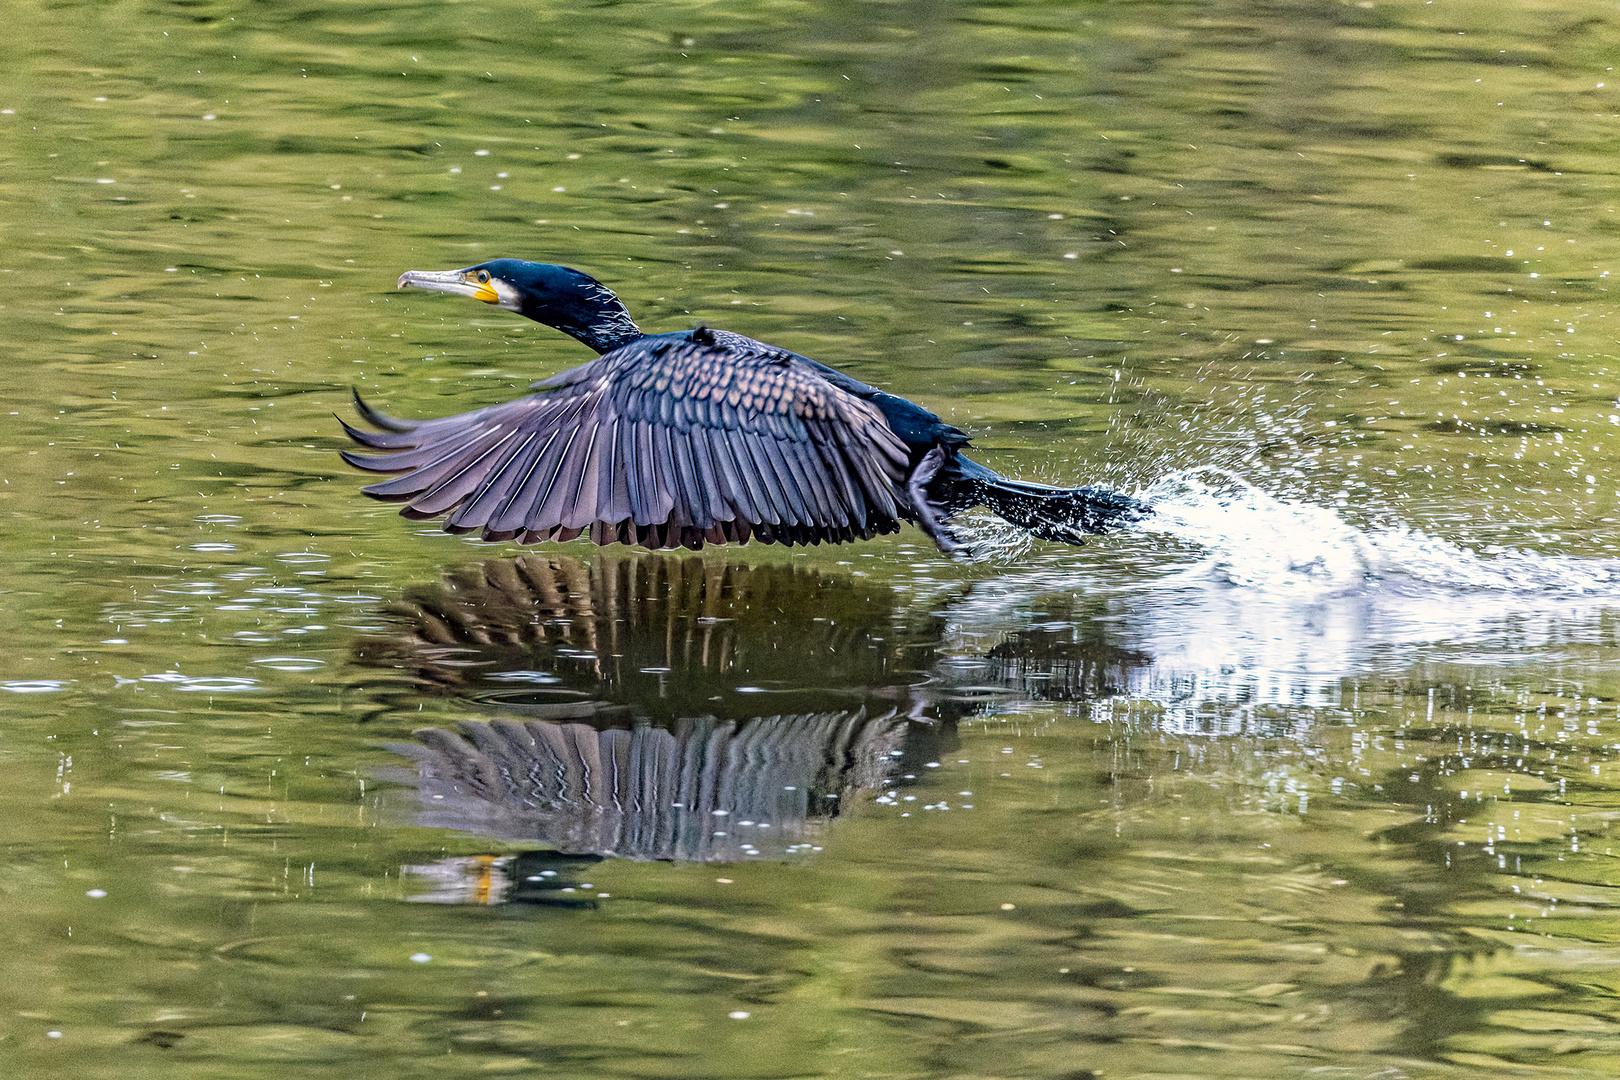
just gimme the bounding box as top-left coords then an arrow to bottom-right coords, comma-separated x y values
341,259 -> 1149,553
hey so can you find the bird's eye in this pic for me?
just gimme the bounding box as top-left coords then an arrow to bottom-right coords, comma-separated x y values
475,270 -> 490,283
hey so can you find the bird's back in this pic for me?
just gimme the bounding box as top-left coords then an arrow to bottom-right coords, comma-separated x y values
633,327 -> 972,456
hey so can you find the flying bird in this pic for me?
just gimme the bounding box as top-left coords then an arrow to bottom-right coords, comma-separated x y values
341,259 -> 1149,553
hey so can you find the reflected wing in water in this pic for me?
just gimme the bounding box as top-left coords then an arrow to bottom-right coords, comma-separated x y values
362,553 -> 955,872
355,552 -> 943,720
383,710 -> 906,861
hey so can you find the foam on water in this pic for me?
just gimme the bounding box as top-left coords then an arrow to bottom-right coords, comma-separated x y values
942,469 -> 1620,730
1138,467 -> 1620,597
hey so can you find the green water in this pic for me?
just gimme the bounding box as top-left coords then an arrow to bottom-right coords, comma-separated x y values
5,0 -> 1620,1076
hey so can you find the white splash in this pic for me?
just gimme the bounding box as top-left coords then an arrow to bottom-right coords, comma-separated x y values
1138,467 -> 1620,596
945,468 -> 1620,733
1138,469 -> 1377,591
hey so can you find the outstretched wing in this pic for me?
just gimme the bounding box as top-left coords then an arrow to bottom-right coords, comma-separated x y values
341,338 -> 913,549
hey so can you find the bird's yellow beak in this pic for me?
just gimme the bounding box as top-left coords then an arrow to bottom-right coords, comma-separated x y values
396,268 -> 500,304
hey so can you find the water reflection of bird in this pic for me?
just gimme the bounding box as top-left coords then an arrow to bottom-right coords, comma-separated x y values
341,259 -> 1150,553
383,711 -> 906,862
359,555 -> 949,865
354,553 -> 944,721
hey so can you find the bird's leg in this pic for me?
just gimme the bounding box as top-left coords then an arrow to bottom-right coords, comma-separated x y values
907,447 -> 964,556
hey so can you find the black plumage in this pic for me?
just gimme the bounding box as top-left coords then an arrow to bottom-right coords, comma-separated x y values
342,259 -> 1150,553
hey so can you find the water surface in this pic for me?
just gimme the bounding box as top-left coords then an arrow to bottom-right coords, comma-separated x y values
5,1 -> 1620,1076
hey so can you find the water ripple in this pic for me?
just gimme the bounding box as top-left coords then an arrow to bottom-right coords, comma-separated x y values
2,680 -> 72,693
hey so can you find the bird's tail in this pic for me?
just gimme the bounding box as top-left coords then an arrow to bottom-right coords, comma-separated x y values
935,453 -> 1151,546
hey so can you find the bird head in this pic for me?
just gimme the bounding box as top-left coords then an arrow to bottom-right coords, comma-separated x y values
396,259 -> 642,354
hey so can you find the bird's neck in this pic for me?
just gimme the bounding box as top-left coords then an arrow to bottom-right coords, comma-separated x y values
525,285 -> 644,355
561,315 -> 644,354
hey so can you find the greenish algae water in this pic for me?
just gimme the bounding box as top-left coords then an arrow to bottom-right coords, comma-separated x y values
4,0 -> 1620,1077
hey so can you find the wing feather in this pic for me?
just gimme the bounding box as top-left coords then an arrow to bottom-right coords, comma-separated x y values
344,421 -> 502,479
529,427 -> 590,533
686,428 -> 731,524
618,419 -> 646,525
520,427 -> 587,533
703,427 -> 758,524
734,432 -> 788,525
788,438 -> 840,526
361,427 -> 514,504
599,418 -> 631,524
632,420 -> 673,526
447,431 -> 542,533
669,429 -> 711,530
342,337 -> 912,549
564,422 -> 608,531
650,424 -> 686,527
751,431 -> 812,525
486,429 -> 565,536
807,418 -> 868,528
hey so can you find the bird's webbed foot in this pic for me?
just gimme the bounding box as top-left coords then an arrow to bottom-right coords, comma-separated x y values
907,447 -> 966,556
